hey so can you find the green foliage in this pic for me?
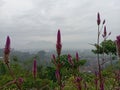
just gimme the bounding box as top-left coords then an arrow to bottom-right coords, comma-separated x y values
44,66 -> 56,81
92,39 -> 116,55
0,61 -> 7,75
1,53 -> 120,90
101,40 -> 116,55
57,54 -> 86,68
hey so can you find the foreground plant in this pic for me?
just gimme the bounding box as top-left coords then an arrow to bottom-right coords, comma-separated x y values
3,36 -> 23,90
32,59 -> 37,80
52,29 -> 64,90
96,12 -> 107,90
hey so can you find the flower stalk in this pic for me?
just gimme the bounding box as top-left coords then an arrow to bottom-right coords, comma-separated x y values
3,36 -> 22,90
32,59 -> 37,80
52,29 -> 63,90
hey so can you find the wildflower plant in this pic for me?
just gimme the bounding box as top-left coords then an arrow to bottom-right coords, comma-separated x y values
96,12 -> 108,90
2,36 -> 23,90
32,59 -> 37,80
52,29 -> 64,90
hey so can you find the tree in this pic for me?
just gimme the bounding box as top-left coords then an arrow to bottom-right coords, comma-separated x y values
101,40 -> 116,55
92,40 -> 116,55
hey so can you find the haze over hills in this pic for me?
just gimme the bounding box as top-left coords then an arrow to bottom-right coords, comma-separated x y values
0,47 -> 118,72
10,40 -> 95,52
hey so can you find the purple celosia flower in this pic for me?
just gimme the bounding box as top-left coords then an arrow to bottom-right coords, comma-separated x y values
68,54 -> 74,66
32,59 -> 37,79
55,69 -> 60,82
52,54 -> 57,65
57,29 -> 61,44
102,19 -> 105,25
102,26 -> 107,38
4,36 -> 11,64
52,54 -> 56,60
100,80 -> 104,90
104,26 -> 107,37
76,52 -> 79,62
97,12 -> 101,25
18,77 -> 24,85
75,77 -> 82,83
74,77 -> 82,90
4,36 -> 10,54
108,32 -> 111,36
56,29 -> 62,56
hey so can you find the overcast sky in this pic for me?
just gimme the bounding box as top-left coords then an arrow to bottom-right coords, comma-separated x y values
0,0 -> 120,51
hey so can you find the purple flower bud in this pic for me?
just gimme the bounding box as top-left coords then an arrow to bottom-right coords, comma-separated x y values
117,35 -> 120,40
52,54 -> 57,64
18,77 -> 24,85
76,52 -> 79,62
103,26 -> 107,37
32,59 -> 37,79
56,30 -> 62,56
100,81 -> 104,90
57,29 -> 61,44
4,36 -> 10,54
102,19 -> 105,24
97,12 -> 101,25
102,34 -> 105,38
52,54 -> 56,60
75,77 -> 82,83
108,32 -> 111,36
55,69 -> 60,82
74,77 -> 82,90
68,54 -> 74,66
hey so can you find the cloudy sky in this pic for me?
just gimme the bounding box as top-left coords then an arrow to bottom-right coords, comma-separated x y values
0,0 -> 120,51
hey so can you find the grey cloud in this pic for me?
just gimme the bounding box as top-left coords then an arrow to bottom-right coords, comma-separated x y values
0,0 -> 120,50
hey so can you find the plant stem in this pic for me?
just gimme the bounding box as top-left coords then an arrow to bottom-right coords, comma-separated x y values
97,25 -> 103,90
58,55 -> 62,90
97,26 -> 100,70
6,63 -> 22,90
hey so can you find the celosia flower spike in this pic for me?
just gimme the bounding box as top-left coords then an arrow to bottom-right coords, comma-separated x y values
108,32 -> 111,36
18,77 -> 24,85
74,77 -> 82,90
75,77 -> 82,83
56,29 -> 62,56
76,52 -> 79,62
57,29 -> 61,44
4,36 -> 10,54
100,80 -> 104,90
55,69 -> 60,82
52,54 -> 57,65
103,26 -> 107,38
33,59 -> 37,79
68,54 -> 74,66
102,19 -> 105,25
97,12 -> 101,25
